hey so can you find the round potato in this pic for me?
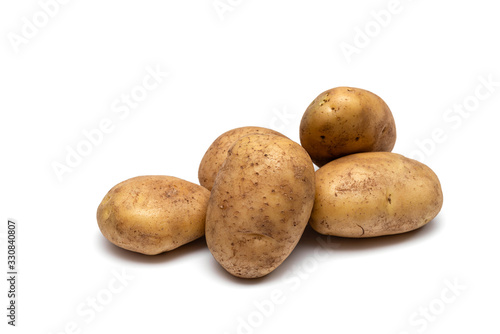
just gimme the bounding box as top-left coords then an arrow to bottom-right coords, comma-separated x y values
310,152 -> 443,237
300,87 -> 396,167
97,175 -> 210,255
198,126 -> 287,190
205,134 -> 315,278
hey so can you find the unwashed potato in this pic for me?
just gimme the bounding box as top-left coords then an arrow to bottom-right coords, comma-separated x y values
309,152 -> 443,237
97,175 -> 210,255
206,134 -> 315,278
300,86 -> 396,167
198,126 -> 287,190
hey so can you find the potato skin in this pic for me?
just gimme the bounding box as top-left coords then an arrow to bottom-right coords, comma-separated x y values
198,126 -> 286,191
97,175 -> 210,255
205,134 -> 315,278
310,152 -> 443,238
300,87 -> 396,167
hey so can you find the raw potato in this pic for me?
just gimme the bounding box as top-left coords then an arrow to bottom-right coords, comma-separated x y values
97,175 -> 210,255
205,134 -> 315,278
198,126 -> 286,191
300,87 -> 396,167
310,152 -> 443,238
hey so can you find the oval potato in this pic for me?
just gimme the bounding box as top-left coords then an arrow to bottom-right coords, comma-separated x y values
310,152 -> 443,237
97,175 -> 210,255
198,126 -> 287,190
206,134 -> 315,278
300,87 -> 396,167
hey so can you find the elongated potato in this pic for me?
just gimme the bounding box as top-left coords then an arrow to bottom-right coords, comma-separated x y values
310,152 -> 443,237
198,126 -> 287,191
300,87 -> 396,167
206,134 -> 315,278
97,175 -> 210,255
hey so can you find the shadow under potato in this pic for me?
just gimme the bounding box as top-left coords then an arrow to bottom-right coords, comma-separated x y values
207,217 -> 442,284
320,216 -> 442,252
98,232 -> 209,265
98,216 -> 441,280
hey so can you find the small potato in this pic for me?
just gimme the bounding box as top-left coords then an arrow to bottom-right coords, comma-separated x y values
198,126 -> 286,190
300,87 -> 396,167
310,152 -> 443,237
97,175 -> 210,255
205,134 -> 315,278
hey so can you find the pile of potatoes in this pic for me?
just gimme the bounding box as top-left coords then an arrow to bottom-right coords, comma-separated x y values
97,86 -> 443,278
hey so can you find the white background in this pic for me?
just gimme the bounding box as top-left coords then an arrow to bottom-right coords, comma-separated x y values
1,0 -> 499,333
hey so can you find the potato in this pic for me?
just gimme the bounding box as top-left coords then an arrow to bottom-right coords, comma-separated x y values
198,126 -> 287,190
97,175 -> 210,255
309,152 -> 443,237
300,87 -> 396,167
205,134 -> 315,278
